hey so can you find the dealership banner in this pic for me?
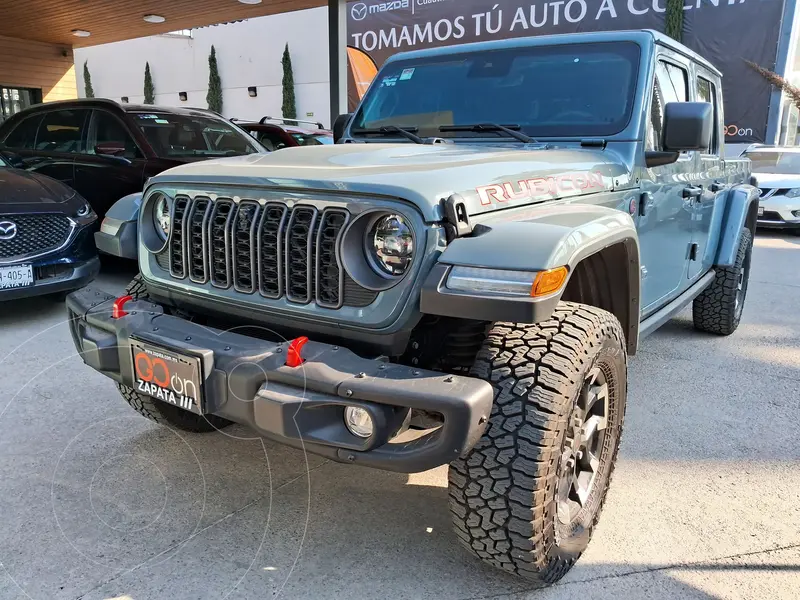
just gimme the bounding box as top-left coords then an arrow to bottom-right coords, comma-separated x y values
347,0 -> 786,144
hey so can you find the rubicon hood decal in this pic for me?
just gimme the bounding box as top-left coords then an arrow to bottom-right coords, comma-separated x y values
476,171 -> 610,206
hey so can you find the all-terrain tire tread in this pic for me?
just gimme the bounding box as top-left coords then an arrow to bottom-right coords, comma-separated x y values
448,302 -> 627,583
692,228 -> 752,335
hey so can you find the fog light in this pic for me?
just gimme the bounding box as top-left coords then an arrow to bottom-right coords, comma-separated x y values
344,406 -> 374,438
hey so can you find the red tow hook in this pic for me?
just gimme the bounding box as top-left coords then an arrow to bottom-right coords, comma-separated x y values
285,336 -> 309,367
112,295 -> 133,319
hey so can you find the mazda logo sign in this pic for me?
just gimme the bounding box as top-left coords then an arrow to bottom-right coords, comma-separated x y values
0,220 -> 17,241
351,2 -> 368,20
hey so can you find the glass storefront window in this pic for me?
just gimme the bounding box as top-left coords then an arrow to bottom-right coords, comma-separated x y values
0,87 -> 41,123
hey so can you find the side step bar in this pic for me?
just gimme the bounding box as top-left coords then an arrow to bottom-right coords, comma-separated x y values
639,270 -> 716,340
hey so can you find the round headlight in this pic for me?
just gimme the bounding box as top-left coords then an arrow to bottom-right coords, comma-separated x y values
367,214 -> 413,277
154,196 -> 171,240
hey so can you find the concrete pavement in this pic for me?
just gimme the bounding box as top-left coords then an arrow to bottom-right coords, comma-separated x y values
0,234 -> 798,600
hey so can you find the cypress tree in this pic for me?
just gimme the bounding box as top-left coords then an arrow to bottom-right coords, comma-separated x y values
281,43 -> 297,122
665,0 -> 683,42
144,62 -> 155,104
206,45 -> 223,114
83,60 -> 95,98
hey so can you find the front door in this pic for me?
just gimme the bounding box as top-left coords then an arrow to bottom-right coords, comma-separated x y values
73,109 -> 146,218
638,56 -> 696,314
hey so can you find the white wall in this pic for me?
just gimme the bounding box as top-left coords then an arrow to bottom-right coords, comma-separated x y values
74,8 -> 332,126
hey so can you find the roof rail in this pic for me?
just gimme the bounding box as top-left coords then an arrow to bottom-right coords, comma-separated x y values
259,115 -> 325,129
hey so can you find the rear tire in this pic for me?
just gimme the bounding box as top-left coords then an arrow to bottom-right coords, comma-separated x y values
117,273 -> 232,433
448,303 -> 627,584
692,228 -> 752,335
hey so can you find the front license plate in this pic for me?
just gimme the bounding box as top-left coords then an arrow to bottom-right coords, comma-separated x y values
0,264 -> 33,289
758,205 -> 764,216
131,340 -> 204,414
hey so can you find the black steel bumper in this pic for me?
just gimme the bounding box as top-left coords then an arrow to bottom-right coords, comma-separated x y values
0,257 -> 100,301
66,285 -> 494,473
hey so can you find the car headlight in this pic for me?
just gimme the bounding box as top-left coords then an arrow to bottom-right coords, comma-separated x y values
367,214 -> 414,277
76,202 -> 93,217
786,188 -> 800,198
154,195 -> 171,240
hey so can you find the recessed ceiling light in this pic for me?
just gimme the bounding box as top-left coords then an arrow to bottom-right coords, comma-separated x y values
238,0 -> 263,4
143,14 -> 166,23
71,29 -> 91,37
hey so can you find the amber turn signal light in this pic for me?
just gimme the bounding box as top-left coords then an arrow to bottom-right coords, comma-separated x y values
531,266 -> 569,297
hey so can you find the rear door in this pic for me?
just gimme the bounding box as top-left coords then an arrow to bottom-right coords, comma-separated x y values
73,109 -> 146,217
638,52 -> 697,314
689,68 -> 725,280
2,108 -> 89,188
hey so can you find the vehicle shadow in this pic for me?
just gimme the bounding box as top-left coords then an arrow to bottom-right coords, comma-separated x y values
47,422 -> 785,600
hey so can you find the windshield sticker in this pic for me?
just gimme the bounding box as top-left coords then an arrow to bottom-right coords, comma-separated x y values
399,68 -> 415,81
477,172 -> 608,206
380,76 -> 398,88
136,114 -> 159,120
154,119 -> 170,124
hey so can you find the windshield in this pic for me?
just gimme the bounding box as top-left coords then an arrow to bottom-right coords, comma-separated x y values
133,112 -> 262,157
291,133 -> 333,146
744,151 -> 800,174
351,41 -> 640,139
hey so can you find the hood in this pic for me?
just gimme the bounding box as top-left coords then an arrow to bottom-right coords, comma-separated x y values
752,173 -> 800,189
148,143 -> 632,221
0,167 -> 81,211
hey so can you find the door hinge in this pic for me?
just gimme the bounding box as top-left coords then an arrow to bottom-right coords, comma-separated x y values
442,193 -> 473,243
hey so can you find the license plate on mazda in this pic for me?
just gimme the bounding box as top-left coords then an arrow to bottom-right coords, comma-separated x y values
0,264 -> 33,289
130,340 -> 204,414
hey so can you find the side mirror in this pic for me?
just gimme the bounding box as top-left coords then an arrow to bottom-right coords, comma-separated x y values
663,102 -> 713,152
95,141 -> 126,157
332,113 -> 353,144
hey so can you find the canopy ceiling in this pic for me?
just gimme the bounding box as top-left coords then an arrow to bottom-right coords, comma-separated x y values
0,0 -> 325,47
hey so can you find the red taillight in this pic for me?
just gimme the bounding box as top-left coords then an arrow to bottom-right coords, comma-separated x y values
112,295 -> 133,319
285,336 -> 309,368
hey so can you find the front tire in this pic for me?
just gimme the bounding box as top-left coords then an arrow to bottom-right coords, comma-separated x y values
448,303 -> 627,583
117,274 -> 232,433
692,228 -> 753,335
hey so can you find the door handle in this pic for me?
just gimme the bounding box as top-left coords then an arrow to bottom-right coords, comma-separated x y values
710,181 -> 728,193
682,185 -> 703,200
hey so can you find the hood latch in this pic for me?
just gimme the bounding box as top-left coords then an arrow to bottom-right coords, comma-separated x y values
442,193 -> 473,243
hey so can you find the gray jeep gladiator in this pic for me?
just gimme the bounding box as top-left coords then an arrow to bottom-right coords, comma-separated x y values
67,30 -> 758,584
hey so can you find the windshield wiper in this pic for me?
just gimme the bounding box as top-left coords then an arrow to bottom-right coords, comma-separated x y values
351,125 -> 424,144
439,123 -> 537,144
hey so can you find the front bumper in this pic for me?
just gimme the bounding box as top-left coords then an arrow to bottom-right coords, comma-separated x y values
757,196 -> 800,229
66,285 -> 493,473
0,257 -> 100,301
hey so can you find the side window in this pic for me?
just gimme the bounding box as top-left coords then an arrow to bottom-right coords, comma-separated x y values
2,114 -> 43,149
648,60 -> 689,152
90,111 -> 141,159
35,109 -> 89,153
256,130 -> 284,151
697,76 -> 719,154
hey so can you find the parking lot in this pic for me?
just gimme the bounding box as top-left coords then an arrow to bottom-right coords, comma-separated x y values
0,231 -> 798,600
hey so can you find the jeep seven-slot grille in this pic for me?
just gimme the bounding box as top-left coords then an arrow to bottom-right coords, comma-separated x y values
165,196 -> 369,308
169,197 -> 190,278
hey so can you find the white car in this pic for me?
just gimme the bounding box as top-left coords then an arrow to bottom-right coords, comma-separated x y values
742,145 -> 800,233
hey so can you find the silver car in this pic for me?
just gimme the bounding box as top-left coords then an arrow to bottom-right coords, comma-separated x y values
742,144 -> 800,233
